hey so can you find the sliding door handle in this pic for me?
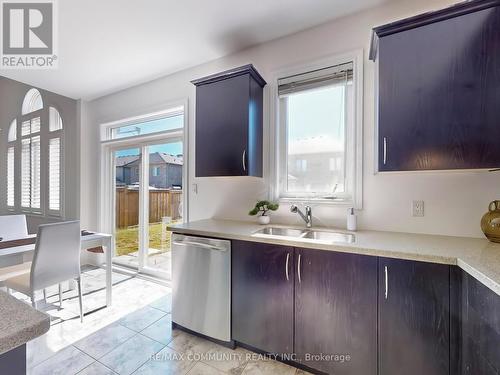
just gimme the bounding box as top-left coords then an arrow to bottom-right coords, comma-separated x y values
242,149 -> 247,172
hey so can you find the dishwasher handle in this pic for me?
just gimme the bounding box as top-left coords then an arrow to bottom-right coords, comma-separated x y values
172,240 -> 228,252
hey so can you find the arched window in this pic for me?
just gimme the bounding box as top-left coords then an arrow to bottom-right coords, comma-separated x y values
49,107 -> 63,131
7,88 -> 63,215
22,88 -> 43,115
8,119 -> 16,142
48,107 -> 63,212
20,89 -> 43,211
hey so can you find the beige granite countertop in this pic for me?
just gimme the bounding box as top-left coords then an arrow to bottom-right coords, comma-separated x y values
168,219 -> 500,296
0,291 -> 50,355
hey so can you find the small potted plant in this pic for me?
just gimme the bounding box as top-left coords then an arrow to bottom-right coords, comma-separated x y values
249,200 -> 279,225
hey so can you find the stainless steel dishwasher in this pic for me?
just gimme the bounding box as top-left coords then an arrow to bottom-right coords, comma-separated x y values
171,233 -> 231,342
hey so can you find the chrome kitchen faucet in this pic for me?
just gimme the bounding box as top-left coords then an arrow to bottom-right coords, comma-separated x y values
290,204 -> 312,228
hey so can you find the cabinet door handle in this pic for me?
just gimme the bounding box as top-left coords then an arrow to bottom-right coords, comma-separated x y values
297,254 -> 302,284
383,137 -> 387,165
285,253 -> 290,281
384,265 -> 388,299
242,149 -> 247,172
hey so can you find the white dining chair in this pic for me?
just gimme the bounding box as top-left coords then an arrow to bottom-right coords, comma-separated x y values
0,214 -> 28,241
3,221 -> 84,322
0,214 -> 31,291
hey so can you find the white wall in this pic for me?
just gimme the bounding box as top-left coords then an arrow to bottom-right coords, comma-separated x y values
81,0 -> 500,238
0,76 -> 80,233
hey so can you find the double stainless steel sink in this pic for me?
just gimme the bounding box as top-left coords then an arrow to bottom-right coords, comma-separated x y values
252,226 -> 355,244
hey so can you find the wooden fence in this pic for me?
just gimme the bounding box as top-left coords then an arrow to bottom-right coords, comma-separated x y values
116,188 -> 182,228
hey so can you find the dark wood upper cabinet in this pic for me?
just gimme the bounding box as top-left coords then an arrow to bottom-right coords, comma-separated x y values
232,241 -> 294,354
378,258 -> 451,375
192,65 -> 266,177
294,248 -> 377,375
371,0 -> 500,171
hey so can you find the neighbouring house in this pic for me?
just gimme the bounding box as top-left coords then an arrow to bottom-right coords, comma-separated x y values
287,136 -> 345,194
116,152 -> 183,189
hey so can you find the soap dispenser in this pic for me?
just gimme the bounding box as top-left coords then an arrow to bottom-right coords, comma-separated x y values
347,207 -> 357,231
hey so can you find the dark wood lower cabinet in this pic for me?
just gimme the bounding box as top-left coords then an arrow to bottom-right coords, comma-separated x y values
231,240 -> 500,375
294,248 -> 377,375
378,258 -> 450,375
0,344 -> 26,375
232,240 -> 294,354
461,271 -> 500,375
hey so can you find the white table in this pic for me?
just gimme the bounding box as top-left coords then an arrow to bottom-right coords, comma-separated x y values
0,233 -> 113,306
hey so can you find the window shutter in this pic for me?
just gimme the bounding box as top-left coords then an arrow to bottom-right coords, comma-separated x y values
21,120 -> 30,137
31,135 -> 41,209
21,136 -> 41,210
21,139 -> 31,208
13,91 -> 63,214
31,117 -> 41,134
7,147 -> 14,207
16,90 -> 54,213
49,137 -> 61,211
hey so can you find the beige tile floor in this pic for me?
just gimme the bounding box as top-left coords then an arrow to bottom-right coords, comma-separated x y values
15,266 -> 309,375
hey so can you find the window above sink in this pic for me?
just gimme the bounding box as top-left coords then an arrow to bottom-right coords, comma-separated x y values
270,51 -> 364,209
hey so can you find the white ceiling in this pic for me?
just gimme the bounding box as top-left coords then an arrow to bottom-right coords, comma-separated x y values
0,0 -> 388,100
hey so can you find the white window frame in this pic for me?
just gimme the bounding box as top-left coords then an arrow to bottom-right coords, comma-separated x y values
20,113 -> 42,214
47,106 -> 64,216
5,89 -> 65,218
270,50 -> 364,209
7,119 -> 17,210
99,99 -> 189,280
100,105 -> 184,141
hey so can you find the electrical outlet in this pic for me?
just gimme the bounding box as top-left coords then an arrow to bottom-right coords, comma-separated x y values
412,200 -> 424,217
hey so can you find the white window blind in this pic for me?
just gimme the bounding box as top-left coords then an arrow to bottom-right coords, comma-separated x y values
31,135 -> 41,209
278,62 -> 353,97
49,138 -> 61,211
7,147 -> 14,207
21,139 -> 31,208
20,117 -> 41,211
21,120 -> 30,136
31,117 -> 41,133
21,128 -> 41,211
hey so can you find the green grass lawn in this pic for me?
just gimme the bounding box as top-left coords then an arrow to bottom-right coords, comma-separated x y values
115,222 -> 179,256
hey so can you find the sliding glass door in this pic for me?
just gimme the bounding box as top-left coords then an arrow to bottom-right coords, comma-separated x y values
111,140 -> 183,279
102,105 -> 186,281
113,147 -> 142,270
145,141 -> 183,278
